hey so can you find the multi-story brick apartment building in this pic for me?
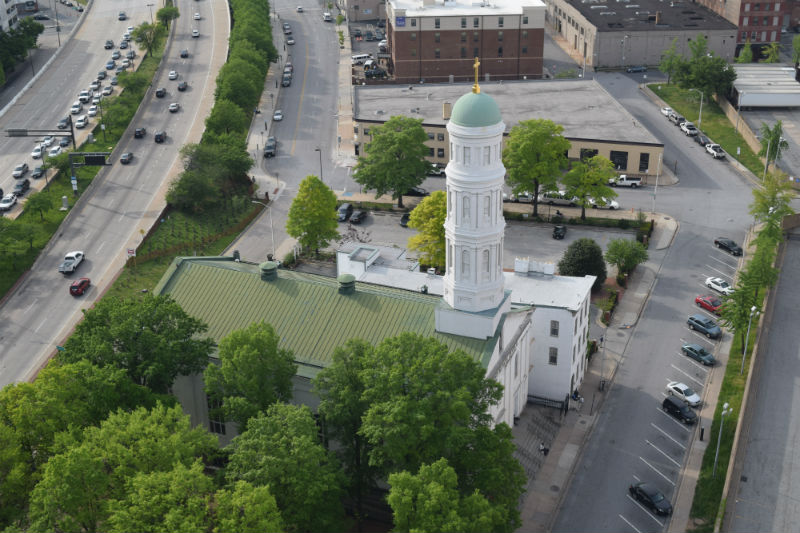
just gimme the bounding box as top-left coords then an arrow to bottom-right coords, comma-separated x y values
693,0 -> 789,49
385,0 -> 546,83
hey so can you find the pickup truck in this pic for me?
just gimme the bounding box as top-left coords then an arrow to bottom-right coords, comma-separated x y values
58,251 -> 85,274
609,175 -> 642,188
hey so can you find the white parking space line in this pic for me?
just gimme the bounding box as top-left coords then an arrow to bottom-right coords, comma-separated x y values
680,336 -> 715,349
704,264 -> 733,279
709,254 -> 737,271
655,408 -> 693,432
650,422 -> 687,449
619,513 -> 646,533
688,329 -> 716,342
669,364 -> 706,387
675,353 -> 710,373
639,456 -> 676,485
625,495 -> 667,527
646,439 -> 682,467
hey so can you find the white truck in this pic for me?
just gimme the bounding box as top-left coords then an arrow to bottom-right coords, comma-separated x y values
322,12 -> 332,21
58,251 -> 85,274
609,175 -> 642,188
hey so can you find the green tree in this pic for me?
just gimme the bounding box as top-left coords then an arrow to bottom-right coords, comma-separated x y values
286,175 -> 339,254
604,238 -> 648,279
22,190 -> 54,221
0,422 -> 28,528
558,238 -> 607,291
750,170 -> 794,244
167,169 -> 221,212
117,70 -> 150,94
106,461 -> 212,533
388,458 -> 508,533
215,58 -> 262,112
737,39 -> 754,63
740,245 -> 779,301
314,339 -> 377,529
762,42 -> 781,63
675,35 -> 736,98
792,34 -> 800,64
28,404 -> 218,533
60,294 -> 214,393
206,99 -> 249,135
719,283 -> 760,354
156,6 -> 180,28
659,38 -> 683,84
502,119 -> 571,216
561,155 -> 617,220
131,23 -> 166,59
353,115 -> 432,208
407,191 -> 446,269
204,322 -> 297,430
758,121 -> 789,173
226,403 -> 346,533
214,481 -> 284,533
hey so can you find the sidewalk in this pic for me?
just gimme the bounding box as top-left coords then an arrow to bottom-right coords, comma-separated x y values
515,212 -> 680,532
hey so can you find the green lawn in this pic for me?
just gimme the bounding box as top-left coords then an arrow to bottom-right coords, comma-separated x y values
649,84 -> 763,176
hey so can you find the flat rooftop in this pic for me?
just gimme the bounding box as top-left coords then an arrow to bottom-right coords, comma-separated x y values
389,0 -> 544,17
565,0 -> 737,33
354,79 -> 662,146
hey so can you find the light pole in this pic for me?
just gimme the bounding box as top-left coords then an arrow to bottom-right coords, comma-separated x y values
620,34 -> 629,70
251,201 -> 275,259
52,0 -> 61,46
740,305 -> 759,375
314,147 -> 323,183
147,3 -> 154,24
689,88 -> 704,130
763,136 -> 772,180
713,402 -> 732,478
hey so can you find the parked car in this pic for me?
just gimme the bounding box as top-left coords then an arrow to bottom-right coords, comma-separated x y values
31,166 -> 45,179
74,115 -> 88,129
694,134 -> 711,147
111,50 -> 121,60
682,343 -> 716,366
119,40 -> 128,49
48,146 -> 62,157
403,186 -> 429,197
662,395 -> 697,424
666,381 -> 701,407
12,178 -> 30,197
681,122 -> 699,136
31,145 -> 43,159
695,294 -> 723,315
660,106 -> 673,117
59,136 -> 71,147
264,136 -> 277,157
57,117 -> 70,129
102,85 -> 113,96
12,163 -> 29,178
626,65 -> 647,73
399,213 -> 410,227
0,193 -> 17,211
105,59 -> 116,70
538,190 -> 576,206
706,144 -> 725,159
126,50 -> 135,60
552,225 -> 567,240
69,277 -> 91,296
337,203 -> 354,222
714,237 -> 743,256
588,197 -> 619,209
70,101 -> 83,114
88,105 -> 98,117
134,127 -> 146,138
668,113 -> 686,126
350,210 -> 367,224
628,482 -> 673,515
705,276 -> 734,295
687,314 -> 722,339
120,152 -> 133,164
608,175 -> 641,188
89,80 -> 101,91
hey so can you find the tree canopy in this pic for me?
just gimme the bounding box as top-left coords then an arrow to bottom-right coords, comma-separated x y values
407,191 -> 447,269
60,294 -> 214,393
502,119 -> 571,216
561,155 -> 617,220
204,321 -> 297,430
558,238 -> 607,291
604,238 -> 648,278
758,121 -> 789,174
353,116 -> 432,208
286,175 -> 339,254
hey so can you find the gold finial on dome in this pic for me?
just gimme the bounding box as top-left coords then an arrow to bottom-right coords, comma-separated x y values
472,57 -> 481,94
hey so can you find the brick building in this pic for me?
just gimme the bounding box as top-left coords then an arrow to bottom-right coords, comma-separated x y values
385,0 -> 545,83
692,0 -> 789,48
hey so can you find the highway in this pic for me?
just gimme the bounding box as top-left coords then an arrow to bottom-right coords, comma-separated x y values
0,0 -> 229,387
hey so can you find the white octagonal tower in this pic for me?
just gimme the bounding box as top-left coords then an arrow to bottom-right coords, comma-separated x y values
442,61 -> 507,314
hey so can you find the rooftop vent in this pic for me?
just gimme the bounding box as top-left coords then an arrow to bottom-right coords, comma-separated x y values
260,261 -> 279,281
338,273 -> 356,294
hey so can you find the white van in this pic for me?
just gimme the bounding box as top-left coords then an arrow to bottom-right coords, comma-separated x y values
609,175 -> 642,188
351,53 -> 371,65
322,12 -> 332,21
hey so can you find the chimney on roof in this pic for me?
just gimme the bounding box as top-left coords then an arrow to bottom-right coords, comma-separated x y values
338,273 -> 356,294
443,102 -> 452,119
655,10 -> 661,24
260,261 -> 278,281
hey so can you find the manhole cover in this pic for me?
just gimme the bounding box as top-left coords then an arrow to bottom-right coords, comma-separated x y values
741,475 -> 748,482
550,485 -> 560,492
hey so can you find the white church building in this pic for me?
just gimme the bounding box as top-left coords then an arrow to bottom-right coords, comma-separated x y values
158,73 -> 594,441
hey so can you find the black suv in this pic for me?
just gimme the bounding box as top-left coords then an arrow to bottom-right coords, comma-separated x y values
154,131 -> 166,143
350,210 -> 367,224
264,136 -> 277,158
552,225 -> 567,240
13,179 -> 30,197
134,127 -> 146,138
104,40 -> 114,49
337,203 -> 353,222
714,237 -> 743,256
155,87 -> 167,98
662,396 -> 697,424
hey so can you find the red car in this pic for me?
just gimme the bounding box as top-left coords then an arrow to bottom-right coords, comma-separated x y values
695,294 -> 722,315
69,277 -> 91,296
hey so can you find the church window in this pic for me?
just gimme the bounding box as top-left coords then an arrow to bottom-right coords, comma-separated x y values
550,320 -> 559,337
462,250 -> 471,276
549,347 -> 558,365
482,250 -> 490,280
462,195 -> 471,222
449,244 -> 453,268
484,146 -> 490,165
463,146 -> 471,165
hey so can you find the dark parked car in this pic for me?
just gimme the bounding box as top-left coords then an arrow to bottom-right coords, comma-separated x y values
177,81 -> 188,91
694,134 -> 711,147
59,136 -> 71,147
668,113 -> 686,126
155,87 -> 167,98
13,179 -> 30,197
264,136 -> 277,158
104,39 -> 114,49
400,213 -> 410,227
119,40 -> 129,49
552,225 -> 567,240
626,65 -> 647,73
662,396 -> 697,424
350,210 -> 367,224
97,70 -> 107,80
134,127 -> 146,138
120,152 -> 133,164
69,277 -> 91,296
337,203 -> 354,222
628,482 -> 673,515
31,166 -> 45,179
687,314 -> 722,339
365,68 -> 387,79
403,186 -> 429,197
714,237 -> 743,256
154,131 -> 166,143
682,343 -> 717,366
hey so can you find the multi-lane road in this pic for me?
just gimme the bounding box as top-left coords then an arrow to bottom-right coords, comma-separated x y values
0,0 -> 229,387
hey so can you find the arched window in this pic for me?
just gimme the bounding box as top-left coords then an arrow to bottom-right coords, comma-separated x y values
462,249 -> 470,277
462,195 -> 470,223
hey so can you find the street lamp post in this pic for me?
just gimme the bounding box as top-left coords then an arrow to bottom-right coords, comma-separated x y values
314,147 -> 323,182
763,137 -> 772,180
689,88 -> 704,130
147,3 -> 154,24
251,201 -> 275,259
713,402 -> 732,478
740,305 -> 759,375
620,35 -> 629,70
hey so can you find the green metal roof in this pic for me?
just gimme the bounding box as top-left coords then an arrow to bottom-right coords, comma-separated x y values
450,91 -> 502,128
155,257 -> 498,379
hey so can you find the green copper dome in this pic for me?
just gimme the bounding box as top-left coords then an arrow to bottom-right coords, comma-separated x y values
450,91 -> 502,128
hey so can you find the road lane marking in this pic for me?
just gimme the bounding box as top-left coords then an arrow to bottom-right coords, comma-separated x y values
625,496 -> 666,527
669,364 -> 705,387
95,241 -> 105,255
35,318 -> 48,333
290,39 -> 311,156
650,422 -> 687,449
639,456 -> 675,485
655,408 -> 692,432
619,513 -> 646,533
645,439 -> 681,467
23,300 -> 37,315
